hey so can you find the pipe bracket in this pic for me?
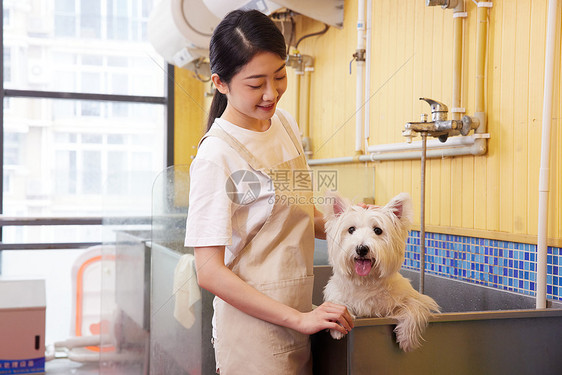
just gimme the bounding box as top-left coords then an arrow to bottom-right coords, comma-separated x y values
477,2 -> 493,8
472,133 -> 490,139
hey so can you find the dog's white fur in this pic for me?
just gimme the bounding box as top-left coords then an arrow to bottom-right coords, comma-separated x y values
323,192 -> 440,352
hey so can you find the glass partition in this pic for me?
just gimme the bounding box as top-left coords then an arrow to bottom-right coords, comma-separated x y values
149,165 -> 216,374
99,217 -> 151,374
97,165 -> 215,374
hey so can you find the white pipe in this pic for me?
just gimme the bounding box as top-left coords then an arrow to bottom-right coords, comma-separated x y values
364,0 -> 372,145
367,135 -> 477,153
294,72 -> 301,130
536,0 -> 558,309
308,156 -> 358,165
307,140 -> 486,166
451,1 -> 466,121
355,0 -> 366,153
302,67 -> 314,157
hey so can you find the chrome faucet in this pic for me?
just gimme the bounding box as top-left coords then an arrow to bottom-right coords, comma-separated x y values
426,0 -> 459,9
402,97 -> 480,294
403,97 -> 479,143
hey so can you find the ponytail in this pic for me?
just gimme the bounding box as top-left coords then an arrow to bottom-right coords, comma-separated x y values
207,91 -> 227,131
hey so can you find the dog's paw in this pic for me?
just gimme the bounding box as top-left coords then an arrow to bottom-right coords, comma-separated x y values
394,322 -> 423,352
329,328 -> 345,340
392,294 -> 438,352
397,336 -> 420,352
394,312 -> 427,352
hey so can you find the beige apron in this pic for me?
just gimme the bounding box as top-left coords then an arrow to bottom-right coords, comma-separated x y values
200,112 -> 315,375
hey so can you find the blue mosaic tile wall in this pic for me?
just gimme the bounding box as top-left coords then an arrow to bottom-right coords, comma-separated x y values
404,231 -> 561,301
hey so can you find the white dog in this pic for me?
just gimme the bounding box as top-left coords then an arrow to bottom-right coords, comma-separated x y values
323,192 -> 440,352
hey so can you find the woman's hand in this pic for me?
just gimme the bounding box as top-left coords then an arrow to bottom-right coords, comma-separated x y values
295,302 -> 354,336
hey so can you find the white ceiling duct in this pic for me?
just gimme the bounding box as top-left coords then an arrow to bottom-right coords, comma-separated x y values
202,0 -> 283,18
203,0 -> 344,28
148,0 -> 344,76
268,0 -> 344,28
148,0 -> 220,72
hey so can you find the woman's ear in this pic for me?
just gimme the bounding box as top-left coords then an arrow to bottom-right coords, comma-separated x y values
211,74 -> 229,95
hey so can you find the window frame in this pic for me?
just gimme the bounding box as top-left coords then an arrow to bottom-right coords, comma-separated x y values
0,0 -> 174,255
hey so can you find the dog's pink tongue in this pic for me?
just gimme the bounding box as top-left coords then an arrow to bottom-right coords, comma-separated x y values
355,259 -> 372,276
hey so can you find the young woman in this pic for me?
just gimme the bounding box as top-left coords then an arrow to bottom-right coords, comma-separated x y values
184,10 -> 353,374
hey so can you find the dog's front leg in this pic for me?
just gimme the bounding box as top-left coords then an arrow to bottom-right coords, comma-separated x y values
393,312 -> 425,351
393,300 -> 433,352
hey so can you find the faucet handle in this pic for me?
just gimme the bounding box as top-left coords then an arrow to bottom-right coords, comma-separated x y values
419,97 -> 448,113
419,97 -> 448,121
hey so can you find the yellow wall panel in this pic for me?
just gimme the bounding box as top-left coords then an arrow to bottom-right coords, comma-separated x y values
299,0 -> 559,241
512,0 -> 531,234
173,67 -> 206,166
173,0 -> 561,243
313,163 -> 375,204
438,158 -> 450,227
428,160 -> 440,225
498,0 -> 516,234
461,157 -> 474,228
473,156 -> 487,230
172,66 -> 206,207
558,46 -> 562,237
485,0 -> 502,233
527,0 -> 548,237
450,157 -> 463,228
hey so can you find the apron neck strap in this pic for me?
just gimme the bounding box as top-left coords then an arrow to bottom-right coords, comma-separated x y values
199,111 -> 303,170
200,127 -> 263,170
275,111 -> 303,156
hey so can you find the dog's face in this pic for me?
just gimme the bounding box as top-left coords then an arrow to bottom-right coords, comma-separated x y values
324,193 -> 413,280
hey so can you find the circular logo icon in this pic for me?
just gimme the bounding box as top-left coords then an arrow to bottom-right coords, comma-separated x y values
225,170 -> 261,205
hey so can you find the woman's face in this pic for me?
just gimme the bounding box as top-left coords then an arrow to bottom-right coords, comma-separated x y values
214,51 -> 287,131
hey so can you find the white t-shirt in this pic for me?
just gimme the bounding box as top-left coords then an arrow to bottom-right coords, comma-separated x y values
184,108 -> 303,265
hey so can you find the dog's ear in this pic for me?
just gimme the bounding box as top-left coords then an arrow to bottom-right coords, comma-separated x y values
385,193 -> 413,224
325,191 -> 349,218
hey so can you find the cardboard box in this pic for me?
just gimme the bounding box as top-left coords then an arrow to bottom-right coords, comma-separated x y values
0,278 -> 46,374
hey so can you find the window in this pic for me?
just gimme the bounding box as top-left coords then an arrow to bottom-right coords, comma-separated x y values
2,47 -> 10,83
54,0 -> 77,37
1,0 -> 171,345
2,0 -> 168,218
80,0 -> 101,39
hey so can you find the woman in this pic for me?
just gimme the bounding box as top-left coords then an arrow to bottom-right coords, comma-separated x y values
184,9 -> 353,374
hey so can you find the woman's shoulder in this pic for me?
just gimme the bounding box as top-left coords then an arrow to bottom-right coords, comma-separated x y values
197,132 -> 229,153
195,133 -> 244,171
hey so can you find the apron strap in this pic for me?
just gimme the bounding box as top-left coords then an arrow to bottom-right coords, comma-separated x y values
275,110 -> 304,157
199,127 -> 264,170
199,111 -> 304,171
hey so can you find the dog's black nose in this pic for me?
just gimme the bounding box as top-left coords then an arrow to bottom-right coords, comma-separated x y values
356,245 -> 369,257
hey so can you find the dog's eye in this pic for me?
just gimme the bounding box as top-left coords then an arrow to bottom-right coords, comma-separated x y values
374,227 -> 383,235
348,226 -> 356,234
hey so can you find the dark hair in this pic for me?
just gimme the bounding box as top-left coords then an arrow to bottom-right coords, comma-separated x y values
206,10 -> 287,130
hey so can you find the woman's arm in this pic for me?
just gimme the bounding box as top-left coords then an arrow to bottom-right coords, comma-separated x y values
313,206 -> 327,240
194,245 -> 352,335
